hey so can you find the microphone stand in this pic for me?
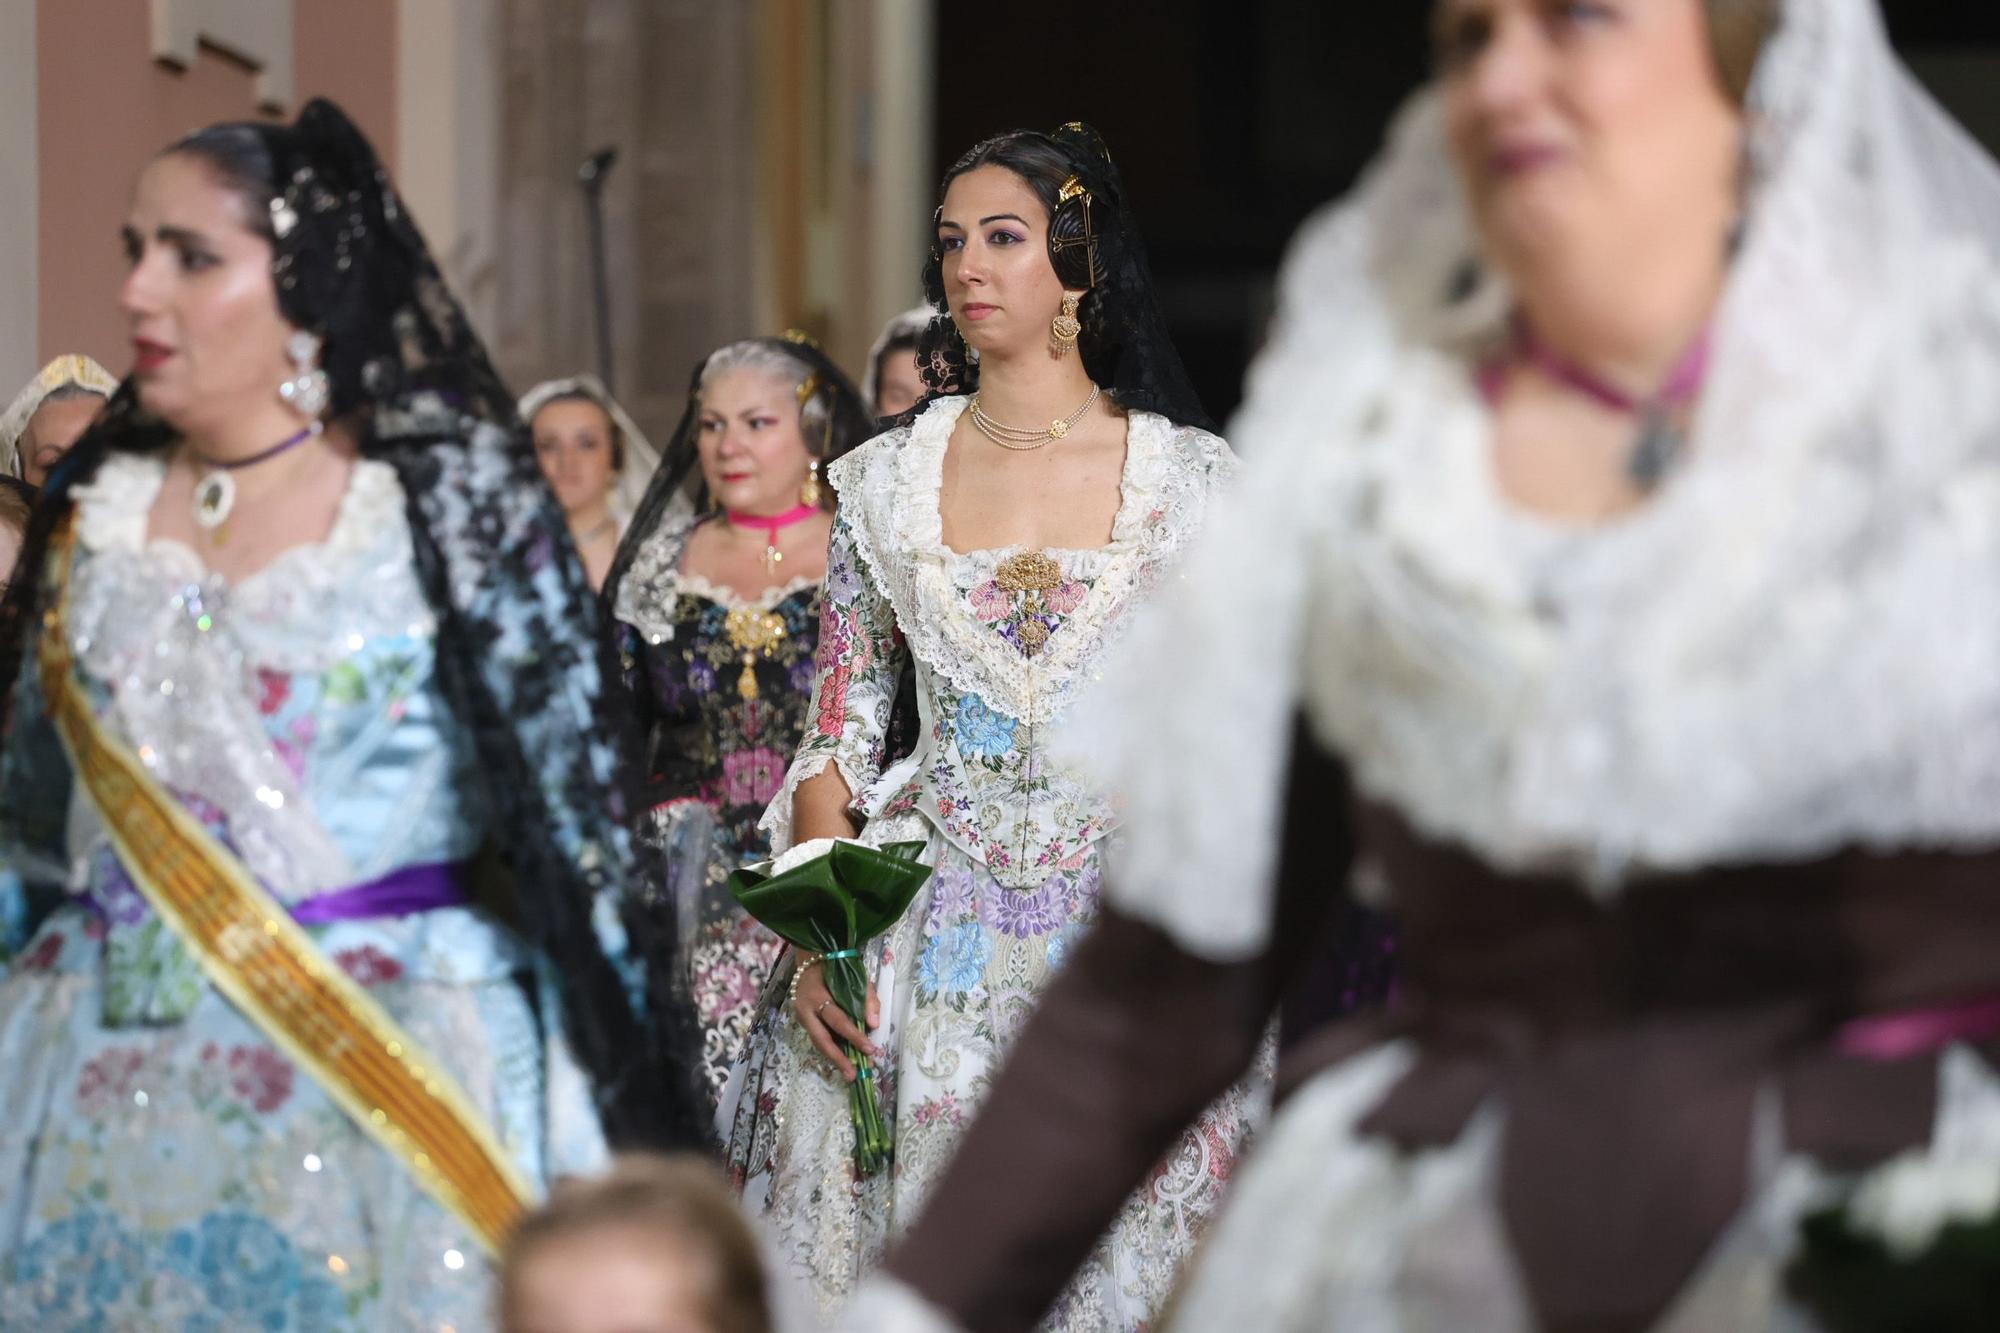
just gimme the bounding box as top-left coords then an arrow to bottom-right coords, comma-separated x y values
577,146 -> 619,393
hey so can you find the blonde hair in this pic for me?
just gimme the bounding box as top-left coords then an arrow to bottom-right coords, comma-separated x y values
1705,0 -> 1782,104
499,1154 -> 771,1333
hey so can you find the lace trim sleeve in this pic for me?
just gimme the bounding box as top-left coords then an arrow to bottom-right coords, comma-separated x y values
759,501 -> 907,853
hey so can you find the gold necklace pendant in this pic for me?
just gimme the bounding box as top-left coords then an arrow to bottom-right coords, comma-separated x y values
761,540 -> 784,577
724,607 -> 787,700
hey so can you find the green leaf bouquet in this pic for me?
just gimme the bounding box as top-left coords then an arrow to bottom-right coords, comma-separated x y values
729,838 -> 931,1175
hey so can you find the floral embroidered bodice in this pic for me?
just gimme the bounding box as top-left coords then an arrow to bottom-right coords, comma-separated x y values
4,452 -> 493,1021
614,515 -> 822,854
767,396 -> 1236,889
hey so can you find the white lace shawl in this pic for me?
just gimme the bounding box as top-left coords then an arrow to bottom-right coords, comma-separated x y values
1060,0 -> 2000,960
830,395 -> 1236,728
65,452 -> 435,898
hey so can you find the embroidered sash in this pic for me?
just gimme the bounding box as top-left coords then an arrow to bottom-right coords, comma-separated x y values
37,517 -> 532,1253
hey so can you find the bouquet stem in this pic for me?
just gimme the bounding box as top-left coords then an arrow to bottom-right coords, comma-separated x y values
817,940 -> 894,1176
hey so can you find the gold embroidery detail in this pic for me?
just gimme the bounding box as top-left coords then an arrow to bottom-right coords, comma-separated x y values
994,550 -> 1061,593
724,607 -> 788,700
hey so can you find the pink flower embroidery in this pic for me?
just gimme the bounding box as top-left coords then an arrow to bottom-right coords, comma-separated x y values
968,582 -> 1012,622
255,669 -> 291,715
19,932 -> 63,971
816,665 -> 851,738
910,1093 -> 965,1129
334,945 -> 404,987
815,605 -> 855,672
695,958 -> 760,1019
76,1048 -> 147,1116
227,1045 -> 295,1113
1044,581 -> 1088,615
722,747 -> 785,808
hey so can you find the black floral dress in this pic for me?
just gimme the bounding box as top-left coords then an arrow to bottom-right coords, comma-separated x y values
613,516 -> 823,1101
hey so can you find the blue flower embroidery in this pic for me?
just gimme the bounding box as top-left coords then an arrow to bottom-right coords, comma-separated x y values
918,922 -> 992,996
951,693 -> 1017,760
162,1212 -> 345,1330
1046,922 -> 1091,972
5,1210 -> 145,1318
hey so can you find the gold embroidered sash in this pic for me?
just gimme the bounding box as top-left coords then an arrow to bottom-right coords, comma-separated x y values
38,517 -> 532,1253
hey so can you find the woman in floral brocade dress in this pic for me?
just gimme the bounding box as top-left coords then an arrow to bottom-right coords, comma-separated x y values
720,125 -> 1257,1330
604,335 -> 870,1103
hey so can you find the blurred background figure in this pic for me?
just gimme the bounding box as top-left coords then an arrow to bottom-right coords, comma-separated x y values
501,1154 -> 777,1333
602,335 -> 869,1105
0,476 -> 33,587
857,2 -> 2000,1331
1,355 -> 115,486
860,306 -> 930,421
521,374 -> 664,591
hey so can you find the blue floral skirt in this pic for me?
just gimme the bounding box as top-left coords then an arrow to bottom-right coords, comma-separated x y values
0,901 -> 606,1331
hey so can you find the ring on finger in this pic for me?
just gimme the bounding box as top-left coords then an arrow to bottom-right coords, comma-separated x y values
815,998 -> 834,1017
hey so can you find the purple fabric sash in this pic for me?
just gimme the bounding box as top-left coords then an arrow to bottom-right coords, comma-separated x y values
288,861 -> 470,925
83,860 -> 468,927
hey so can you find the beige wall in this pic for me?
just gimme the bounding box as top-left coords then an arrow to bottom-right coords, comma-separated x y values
16,0 -> 933,428
35,0 -> 397,377
1,0 -> 38,393
398,0 -> 504,345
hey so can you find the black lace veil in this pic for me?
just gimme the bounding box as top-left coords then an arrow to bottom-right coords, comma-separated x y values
0,99 -> 708,1151
908,121 -> 1216,434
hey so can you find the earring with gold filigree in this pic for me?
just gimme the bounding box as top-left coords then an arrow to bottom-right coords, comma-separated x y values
1048,173 -> 1096,359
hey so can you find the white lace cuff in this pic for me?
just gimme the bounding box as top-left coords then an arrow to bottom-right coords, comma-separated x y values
758,753 -> 875,855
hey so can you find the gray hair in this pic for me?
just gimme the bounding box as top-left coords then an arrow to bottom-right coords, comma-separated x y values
698,339 -> 830,454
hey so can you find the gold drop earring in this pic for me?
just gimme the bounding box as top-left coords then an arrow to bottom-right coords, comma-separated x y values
1050,292 -> 1082,358
799,457 -> 823,508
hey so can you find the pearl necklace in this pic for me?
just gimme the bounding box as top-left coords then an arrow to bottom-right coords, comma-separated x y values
968,386 -> 1100,451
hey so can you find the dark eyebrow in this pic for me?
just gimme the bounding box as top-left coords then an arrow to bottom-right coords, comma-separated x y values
156,225 -> 214,248
936,219 -> 965,232
979,213 -> 1028,226
122,223 -> 215,250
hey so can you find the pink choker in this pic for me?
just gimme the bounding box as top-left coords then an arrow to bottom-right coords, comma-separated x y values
726,502 -> 820,575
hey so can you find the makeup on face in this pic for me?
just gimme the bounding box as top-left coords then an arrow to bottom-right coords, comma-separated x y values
119,153 -> 296,434
695,368 -> 813,518
935,164 -> 1065,355
1438,0 -> 1742,262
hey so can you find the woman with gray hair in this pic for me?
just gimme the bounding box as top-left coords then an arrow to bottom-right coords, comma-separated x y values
602,334 -> 870,1104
